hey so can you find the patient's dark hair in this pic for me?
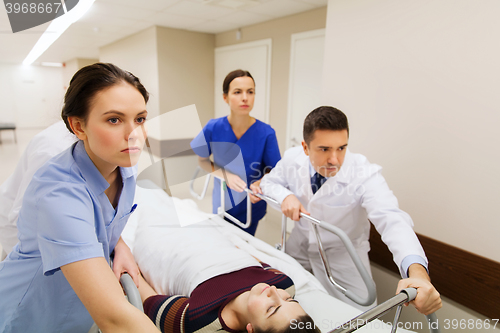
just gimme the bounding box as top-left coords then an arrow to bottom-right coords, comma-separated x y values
222,69 -> 255,95
254,314 -> 321,333
61,62 -> 149,134
303,106 -> 349,145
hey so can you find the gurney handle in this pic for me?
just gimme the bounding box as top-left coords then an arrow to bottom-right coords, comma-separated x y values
329,288 -> 440,333
87,273 -> 144,333
190,166 -> 253,229
120,273 -> 144,312
218,171 -> 252,229
189,166 -> 212,200
244,189 -> 377,306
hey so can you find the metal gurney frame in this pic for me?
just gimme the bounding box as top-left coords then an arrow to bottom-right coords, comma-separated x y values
190,167 -> 440,332
190,165 -> 253,229
190,167 -> 376,306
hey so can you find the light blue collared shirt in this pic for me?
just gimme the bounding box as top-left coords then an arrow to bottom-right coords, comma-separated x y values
308,161 -> 427,278
0,140 -> 137,332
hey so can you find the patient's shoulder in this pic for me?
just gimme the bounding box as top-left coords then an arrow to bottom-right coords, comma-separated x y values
144,295 -> 189,333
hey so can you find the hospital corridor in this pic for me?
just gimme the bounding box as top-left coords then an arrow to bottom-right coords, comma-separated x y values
0,128 -> 43,258
1,0 -> 500,332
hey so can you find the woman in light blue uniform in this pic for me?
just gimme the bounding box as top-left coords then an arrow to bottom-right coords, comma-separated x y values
190,70 -> 281,236
0,63 -> 160,333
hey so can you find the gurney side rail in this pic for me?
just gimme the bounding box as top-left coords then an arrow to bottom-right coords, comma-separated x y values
189,167 -> 439,327
120,273 -> 144,311
244,189 -> 377,307
329,288 -> 440,333
190,166 -> 252,229
190,167 -> 375,305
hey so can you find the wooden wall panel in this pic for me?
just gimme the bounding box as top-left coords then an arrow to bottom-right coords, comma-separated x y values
369,225 -> 500,320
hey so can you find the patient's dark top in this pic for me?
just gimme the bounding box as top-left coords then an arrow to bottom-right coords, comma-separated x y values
143,263 -> 295,333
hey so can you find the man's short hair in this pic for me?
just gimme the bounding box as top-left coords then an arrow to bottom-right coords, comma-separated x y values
303,106 -> 349,145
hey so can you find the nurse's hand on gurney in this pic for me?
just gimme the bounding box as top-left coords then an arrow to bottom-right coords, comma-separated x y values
197,156 -> 247,192
281,194 -> 310,221
112,237 -> 141,288
396,263 -> 442,315
224,172 -> 248,192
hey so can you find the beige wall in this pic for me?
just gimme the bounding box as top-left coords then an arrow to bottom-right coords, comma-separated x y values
62,58 -> 98,88
100,26 -> 161,118
99,8 -> 328,145
216,7 -> 327,150
323,0 -> 500,327
157,26 -> 214,126
100,26 -> 215,133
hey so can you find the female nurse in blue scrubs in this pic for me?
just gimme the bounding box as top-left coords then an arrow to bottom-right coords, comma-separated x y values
0,63 -> 160,333
190,70 -> 281,236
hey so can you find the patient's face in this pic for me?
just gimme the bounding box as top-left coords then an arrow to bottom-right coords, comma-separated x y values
246,283 -> 305,332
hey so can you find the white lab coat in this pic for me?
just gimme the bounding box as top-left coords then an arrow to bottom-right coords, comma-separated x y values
260,146 -> 427,308
0,121 -> 77,256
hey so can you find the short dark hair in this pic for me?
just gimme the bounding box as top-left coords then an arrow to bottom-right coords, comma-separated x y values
254,314 -> 321,333
222,69 -> 255,95
61,62 -> 149,134
303,106 -> 349,145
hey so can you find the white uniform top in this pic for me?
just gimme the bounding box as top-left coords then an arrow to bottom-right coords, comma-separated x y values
0,121 -> 77,254
260,146 -> 427,278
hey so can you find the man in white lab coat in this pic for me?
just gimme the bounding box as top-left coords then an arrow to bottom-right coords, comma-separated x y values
0,121 -> 77,259
259,106 -> 441,314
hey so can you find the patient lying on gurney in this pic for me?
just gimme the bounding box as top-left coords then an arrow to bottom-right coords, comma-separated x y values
131,196 -> 321,333
138,261 -> 319,333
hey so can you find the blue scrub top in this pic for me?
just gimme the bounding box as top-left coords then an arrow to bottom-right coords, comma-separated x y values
0,140 -> 138,333
190,116 -> 280,235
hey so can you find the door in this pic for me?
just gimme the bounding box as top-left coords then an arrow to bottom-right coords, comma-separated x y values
214,39 -> 272,123
286,29 -> 325,149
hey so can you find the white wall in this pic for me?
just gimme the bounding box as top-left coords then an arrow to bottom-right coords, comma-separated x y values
0,64 -> 64,128
323,0 -> 499,262
323,0 -> 500,327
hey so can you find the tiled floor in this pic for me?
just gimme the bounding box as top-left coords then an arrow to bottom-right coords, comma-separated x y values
0,127 -> 285,258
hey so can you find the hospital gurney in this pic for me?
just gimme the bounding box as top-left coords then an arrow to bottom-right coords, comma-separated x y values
190,167 -> 440,333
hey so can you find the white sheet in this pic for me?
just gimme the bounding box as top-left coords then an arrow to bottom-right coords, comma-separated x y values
122,185 -> 415,333
127,185 -> 326,296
